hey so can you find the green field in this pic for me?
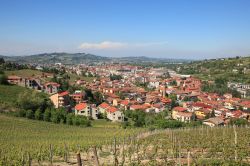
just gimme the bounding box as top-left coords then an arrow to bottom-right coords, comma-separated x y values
65,73 -> 96,84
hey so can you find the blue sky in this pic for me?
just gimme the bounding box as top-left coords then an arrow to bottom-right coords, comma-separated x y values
0,0 -> 250,59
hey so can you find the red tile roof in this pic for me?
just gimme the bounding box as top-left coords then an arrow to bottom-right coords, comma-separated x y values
99,102 -> 110,109
59,91 -> 69,96
173,106 -> 187,112
75,103 -> 88,111
192,102 -> 212,109
107,106 -> 118,113
7,75 -> 21,80
120,100 -> 129,106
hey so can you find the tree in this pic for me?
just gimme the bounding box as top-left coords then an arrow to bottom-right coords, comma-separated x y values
231,89 -> 241,98
0,73 -> 8,85
17,109 -> 26,117
17,91 -> 52,111
50,109 -> 60,123
66,113 -> 74,125
110,74 -> 122,81
230,118 -> 249,126
131,110 -> 146,127
93,91 -> 103,105
246,90 -> 250,98
43,108 -> 51,121
34,109 -> 42,120
26,110 -> 34,119
72,116 -> 80,126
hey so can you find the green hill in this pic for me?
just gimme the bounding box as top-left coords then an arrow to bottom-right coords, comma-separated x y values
177,56 -> 250,83
1,52 -> 191,65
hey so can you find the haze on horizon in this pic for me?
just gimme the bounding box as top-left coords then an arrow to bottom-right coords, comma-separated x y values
0,0 -> 250,60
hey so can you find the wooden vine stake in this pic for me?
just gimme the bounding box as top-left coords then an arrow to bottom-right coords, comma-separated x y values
64,143 -> 69,163
187,151 -> 190,166
27,152 -> 32,166
49,144 -> 53,166
93,146 -> 100,166
76,151 -> 82,166
113,137 -> 119,166
233,125 -> 238,161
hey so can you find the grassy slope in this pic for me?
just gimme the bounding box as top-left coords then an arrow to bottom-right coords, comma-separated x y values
65,73 -> 95,84
5,69 -> 47,78
0,84 -> 32,105
5,69 -> 95,84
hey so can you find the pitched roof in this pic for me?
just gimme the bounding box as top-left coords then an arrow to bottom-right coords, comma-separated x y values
192,102 -> 212,109
75,103 -> 88,111
176,112 -> 193,117
98,102 -> 110,109
7,75 -> 21,80
45,82 -> 60,87
59,91 -> 69,96
120,100 -> 129,106
107,106 -> 118,113
173,106 -> 187,112
204,117 -> 224,125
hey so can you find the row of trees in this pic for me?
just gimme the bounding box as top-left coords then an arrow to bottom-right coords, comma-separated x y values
0,59 -> 28,71
15,108 -> 91,127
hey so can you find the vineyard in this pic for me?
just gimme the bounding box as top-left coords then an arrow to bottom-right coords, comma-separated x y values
0,114 -> 250,165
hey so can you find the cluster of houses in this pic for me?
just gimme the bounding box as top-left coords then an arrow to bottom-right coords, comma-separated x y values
6,63 -> 250,125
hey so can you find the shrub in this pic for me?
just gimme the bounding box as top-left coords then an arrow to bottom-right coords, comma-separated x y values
72,115 -> 91,127
72,116 -> 80,126
156,119 -> 184,129
66,113 -> 74,125
34,109 -> 42,120
26,110 -> 34,119
50,109 -> 60,123
17,109 -> 26,117
0,74 -> 8,85
43,109 -> 51,122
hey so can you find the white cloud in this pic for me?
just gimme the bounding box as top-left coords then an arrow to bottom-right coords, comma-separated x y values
78,41 -> 127,50
78,41 -> 169,50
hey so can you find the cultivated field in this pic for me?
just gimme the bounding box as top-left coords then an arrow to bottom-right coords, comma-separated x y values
0,115 -> 143,165
0,114 -> 250,165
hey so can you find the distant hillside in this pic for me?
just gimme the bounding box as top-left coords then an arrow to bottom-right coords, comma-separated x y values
115,56 -> 191,63
1,53 -> 192,64
1,52 -> 110,64
176,56 -> 250,83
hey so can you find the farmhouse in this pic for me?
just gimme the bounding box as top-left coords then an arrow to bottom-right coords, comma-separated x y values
203,117 -> 224,127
